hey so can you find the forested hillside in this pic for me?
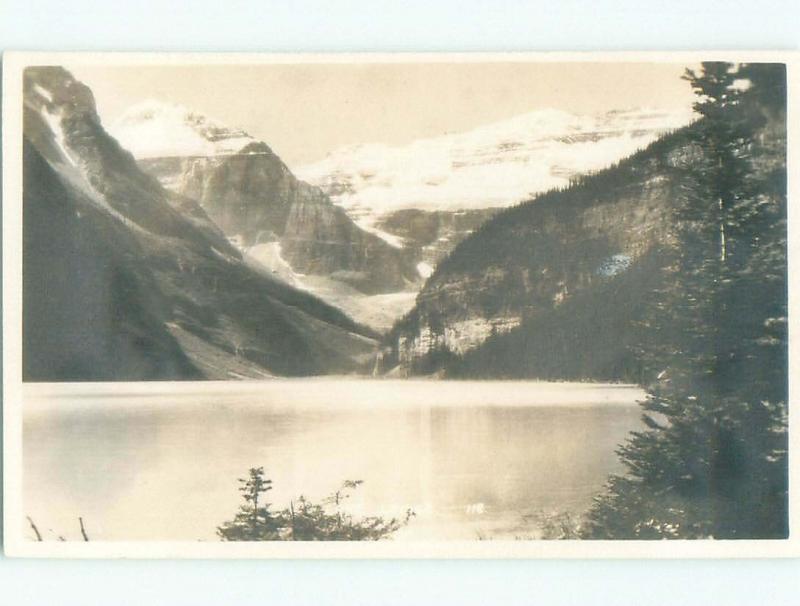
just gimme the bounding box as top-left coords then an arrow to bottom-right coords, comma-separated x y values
387,127 -> 697,378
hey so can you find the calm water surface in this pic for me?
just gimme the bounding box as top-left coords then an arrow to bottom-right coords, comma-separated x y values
23,380 -> 643,541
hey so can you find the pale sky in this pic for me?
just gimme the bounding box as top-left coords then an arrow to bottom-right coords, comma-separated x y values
70,62 -> 696,166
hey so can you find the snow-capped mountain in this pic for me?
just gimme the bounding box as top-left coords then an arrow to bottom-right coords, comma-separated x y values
108,99 -> 422,331
106,99 -> 694,332
109,100 -> 420,295
295,107 -> 696,234
110,99 -> 256,159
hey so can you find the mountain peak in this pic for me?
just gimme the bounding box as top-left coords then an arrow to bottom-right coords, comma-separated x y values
110,99 -> 255,159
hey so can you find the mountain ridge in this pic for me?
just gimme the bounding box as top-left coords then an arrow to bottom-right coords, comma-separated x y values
110,99 -> 422,321
385,124 -> 697,377
296,106 -> 694,221
23,66 -> 380,381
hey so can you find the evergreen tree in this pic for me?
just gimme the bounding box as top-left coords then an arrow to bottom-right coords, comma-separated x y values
217,467 -> 283,541
583,63 -> 788,539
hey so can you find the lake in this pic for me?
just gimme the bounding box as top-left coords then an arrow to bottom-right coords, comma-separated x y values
22,380 -> 644,541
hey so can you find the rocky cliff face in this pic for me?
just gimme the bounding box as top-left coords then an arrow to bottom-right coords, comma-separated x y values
23,67 -> 379,381
374,208 -> 499,268
141,143 -> 299,244
114,102 -> 419,297
388,130 -> 701,375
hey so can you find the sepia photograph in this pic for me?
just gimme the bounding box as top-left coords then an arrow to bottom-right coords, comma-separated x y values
2,52 -> 795,557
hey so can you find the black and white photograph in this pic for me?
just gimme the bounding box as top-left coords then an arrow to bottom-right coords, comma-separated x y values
2,52 -> 795,557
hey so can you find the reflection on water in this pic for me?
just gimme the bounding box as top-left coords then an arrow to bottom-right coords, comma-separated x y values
22,380 -> 643,541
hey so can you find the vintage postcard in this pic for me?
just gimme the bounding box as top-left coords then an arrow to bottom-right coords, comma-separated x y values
2,51 -> 797,558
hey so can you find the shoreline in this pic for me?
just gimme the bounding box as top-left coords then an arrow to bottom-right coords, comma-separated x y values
21,379 -> 646,412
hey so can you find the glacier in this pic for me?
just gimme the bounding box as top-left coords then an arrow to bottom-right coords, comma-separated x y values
295,107 -> 696,235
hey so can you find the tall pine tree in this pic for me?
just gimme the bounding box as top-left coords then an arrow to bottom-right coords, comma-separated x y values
584,63 -> 788,539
